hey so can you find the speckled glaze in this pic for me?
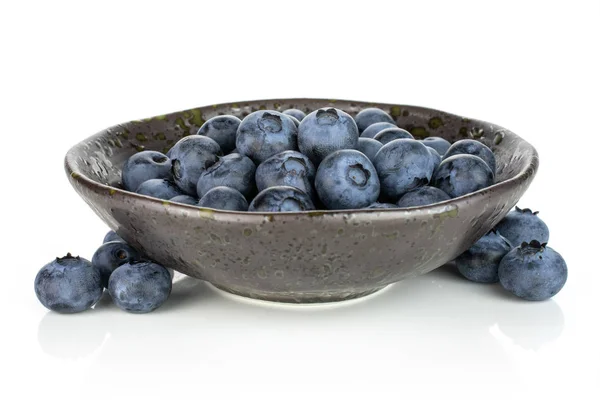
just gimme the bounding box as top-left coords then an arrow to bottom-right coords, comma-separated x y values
65,99 -> 538,303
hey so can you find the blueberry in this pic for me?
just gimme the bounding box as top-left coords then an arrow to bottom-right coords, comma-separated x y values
432,154 -> 494,198
121,150 -> 172,192
373,128 -> 414,144
283,108 -> 306,121
354,108 -> 395,133
249,186 -> 315,212
498,241 -> 568,301
168,135 -> 222,195
396,186 -> 451,208
92,242 -> 142,287
34,254 -> 103,313
169,195 -> 199,205
298,108 -> 359,165
103,230 -> 125,244
108,261 -> 172,313
427,147 -> 442,171
230,148 -> 239,154
198,186 -> 249,211
357,138 -> 383,164
373,139 -> 435,201
197,153 -> 256,199
197,115 -> 241,154
366,202 -> 397,209
494,207 -> 550,247
444,139 -> 496,177
236,110 -> 298,164
136,178 -> 184,200
360,122 -> 397,139
455,230 -> 513,283
315,149 -> 380,210
285,115 -> 301,128
422,136 -> 451,156
255,150 -> 317,203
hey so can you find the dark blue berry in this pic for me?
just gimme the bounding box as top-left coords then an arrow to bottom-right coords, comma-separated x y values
169,195 -> 199,205
456,230 -> 513,283
169,136 -> 222,195
494,207 -> 550,247
498,241 -> 567,301
373,139 -> 435,201
286,115 -> 301,127
354,108 -> 395,133
444,139 -> 496,177
255,151 -> 317,203
198,186 -> 248,211
92,242 -> 142,287
249,186 -> 315,212
396,186 -> 451,208
357,138 -> 383,164
422,137 -> 451,156
34,254 -> 103,313
366,202 -> 397,209
136,178 -> 184,200
197,153 -> 256,199
103,230 -> 125,244
427,147 -> 442,171
121,151 -> 172,192
432,154 -> 494,198
236,110 -> 298,164
298,108 -> 359,165
108,261 -> 172,313
197,115 -> 241,154
373,127 -> 414,144
315,149 -> 380,210
283,109 -> 306,121
360,122 -> 397,139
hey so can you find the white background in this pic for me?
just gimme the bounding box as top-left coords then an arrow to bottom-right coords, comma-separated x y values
1,1 -> 599,399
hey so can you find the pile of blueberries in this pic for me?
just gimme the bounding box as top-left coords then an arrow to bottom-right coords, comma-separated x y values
121,107 -> 495,211
34,107 -> 567,314
34,231 -> 172,314
456,207 -> 567,301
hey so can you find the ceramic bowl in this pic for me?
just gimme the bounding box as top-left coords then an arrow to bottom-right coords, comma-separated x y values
65,99 -> 538,303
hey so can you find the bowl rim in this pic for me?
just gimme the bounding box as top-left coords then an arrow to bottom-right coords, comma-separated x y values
64,98 -> 539,221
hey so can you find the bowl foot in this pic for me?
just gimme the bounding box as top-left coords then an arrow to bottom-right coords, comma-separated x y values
208,283 -> 391,305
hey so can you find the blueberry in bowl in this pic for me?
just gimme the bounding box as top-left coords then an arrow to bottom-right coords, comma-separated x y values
65,99 -> 538,303
199,186 -> 249,211
315,149 -> 380,210
168,135 -> 222,195
360,122 -> 397,139
298,107 -> 359,165
236,110 -> 298,164
373,139 -> 436,201
372,127 -> 414,144
255,150 -> 317,203
197,115 -> 241,154
421,136 -> 451,156
249,186 -> 315,212
196,153 -> 256,200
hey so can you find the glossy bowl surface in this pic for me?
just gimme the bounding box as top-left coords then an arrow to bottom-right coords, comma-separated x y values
65,99 -> 538,303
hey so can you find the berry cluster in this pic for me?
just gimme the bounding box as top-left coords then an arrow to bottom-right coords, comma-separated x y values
120,107 -> 495,211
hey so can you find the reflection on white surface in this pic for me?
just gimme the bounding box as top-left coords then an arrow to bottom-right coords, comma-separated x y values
37,293 -> 111,359
37,264 -> 565,363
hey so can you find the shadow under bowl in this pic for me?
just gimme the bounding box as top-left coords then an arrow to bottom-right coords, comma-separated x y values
65,99 -> 538,303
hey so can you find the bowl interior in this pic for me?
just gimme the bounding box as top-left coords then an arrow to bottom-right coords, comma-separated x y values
67,99 -> 533,195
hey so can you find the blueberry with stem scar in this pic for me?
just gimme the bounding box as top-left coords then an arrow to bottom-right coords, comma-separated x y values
315,149 -> 380,210
34,254 -> 103,313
